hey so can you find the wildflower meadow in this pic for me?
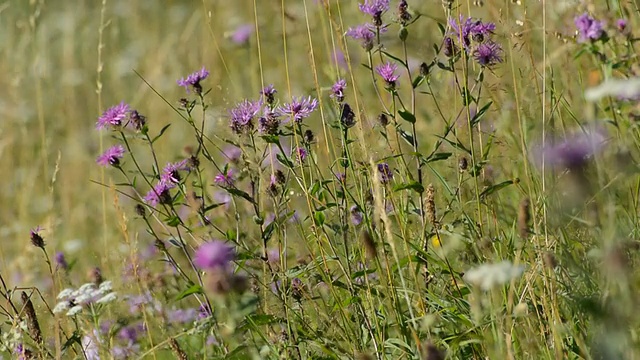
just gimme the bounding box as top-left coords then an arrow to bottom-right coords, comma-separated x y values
2,0 -> 640,359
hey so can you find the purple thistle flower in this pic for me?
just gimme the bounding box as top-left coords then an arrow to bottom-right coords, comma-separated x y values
350,205 -> 363,225
330,79 -> 347,102
222,145 -> 242,164
359,0 -> 389,16
229,99 -> 261,134
143,180 -> 175,207
198,304 -> 212,319
118,326 -> 139,343
376,62 -> 400,87
277,96 -> 319,123
616,19 -> 629,34
449,15 -> 496,49
214,168 -> 235,187
96,102 -> 130,130
112,343 -> 140,359
377,163 -> 393,184
194,240 -> 235,270
473,40 -> 503,67
532,128 -> 607,170
346,24 -> 377,51
295,147 -> 308,163
177,66 -> 209,94
96,145 -> 125,167
161,160 -> 189,184
55,251 -> 68,270
574,13 -> 604,43
261,84 -> 277,105
258,108 -> 281,135
166,308 -> 198,324
231,24 -> 253,44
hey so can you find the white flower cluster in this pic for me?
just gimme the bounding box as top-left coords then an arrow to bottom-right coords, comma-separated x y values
0,320 -> 26,352
53,281 -> 117,316
464,260 -> 525,291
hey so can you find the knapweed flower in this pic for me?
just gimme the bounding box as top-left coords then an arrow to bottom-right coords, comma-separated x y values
397,0 -> 411,25
143,180 -> 175,207
30,226 -> 45,248
330,79 -> 347,102
55,252 -> 68,271
161,160 -> 189,183
346,24 -> 377,51
214,168 -> 235,187
359,0 -> 389,17
295,147 -> 308,163
231,24 -> 253,44
574,13 -> 605,42
166,308 -> 198,324
96,145 -> 125,167
229,99 -> 261,134
222,145 -> 242,163
261,84 -> 277,105
277,96 -> 319,123
377,163 -> 393,183
443,37 -> 458,57
258,108 -> 281,135
376,62 -> 400,87
177,66 -> 209,94
533,128 -> 607,171
616,19 -> 629,35
473,40 -> 503,66
350,205 -> 363,225
129,110 -> 147,131
194,240 -> 235,270
449,15 -> 496,50
463,260 -> 525,291
96,102 -> 130,130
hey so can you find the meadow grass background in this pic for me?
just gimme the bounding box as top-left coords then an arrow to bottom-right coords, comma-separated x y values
1,0 -> 640,359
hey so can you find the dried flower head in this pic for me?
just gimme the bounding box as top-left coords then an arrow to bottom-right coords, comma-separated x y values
29,227 -> 45,248
340,103 -> 356,128
517,197 -> 531,239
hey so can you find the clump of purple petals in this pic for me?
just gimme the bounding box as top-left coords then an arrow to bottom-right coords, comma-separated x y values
532,128 -> 607,170
346,24 -> 381,51
55,252 -> 68,270
177,67 -> 209,94
229,99 -> 261,134
377,163 -> 393,184
359,0 -> 390,17
194,240 -> 236,270
277,96 -> 319,123
449,15 -> 496,50
295,147 -> 308,163
473,40 -> 503,67
231,24 -> 254,44
350,205 -> 364,225
96,102 -> 130,130
214,168 -> 235,187
143,180 -> 175,207
261,84 -> 277,105
96,145 -> 125,167
161,160 -> 189,184
331,79 -> 347,102
574,13 -> 605,42
376,62 -> 400,86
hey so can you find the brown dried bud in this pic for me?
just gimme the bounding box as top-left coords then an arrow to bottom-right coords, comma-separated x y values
21,292 -> 42,344
517,198 -> 531,239
421,341 -> 446,360
458,157 -> 468,172
425,184 -> 437,227
377,113 -> 389,127
543,251 -> 557,269
89,267 -> 103,285
362,230 -> 378,259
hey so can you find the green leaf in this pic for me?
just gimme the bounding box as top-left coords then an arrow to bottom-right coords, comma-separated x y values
276,153 -> 294,168
434,135 -> 471,155
151,124 -> 171,144
423,152 -> 452,164
175,284 -> 203,301
479,179 -> 515,199
164,215 -> 181,227
62,330 -> 82,351
260,134 -> 280,144
314,211 -> 326,226
226,188 -> 256,204
398,128 -> 416,147
392,181 -> 425,194
412,75 -> 425,89
398,109 -> 416,123
470,101 -> 493,128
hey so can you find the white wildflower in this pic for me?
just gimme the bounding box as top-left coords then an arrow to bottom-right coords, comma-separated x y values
585,77 -> 640,101
57,288 -> 74,300
53,301 -> 70,314
67,305 -> 83,316
99,280 -> 112,292
464,260 -> 525,291
96,292 -> 117,304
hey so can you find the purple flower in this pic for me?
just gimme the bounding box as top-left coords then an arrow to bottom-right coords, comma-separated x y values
161,160 -> 189,183
258,108 -> 281,135
295,147 -> 308,162
96,145 -> 125,167
377,163 -> 393,184
331,49 -> 349,69
533,128 -> 607,170
143,180 -> 175,207
177,66 -> 209,94
194,240 -> 235,270
473,40 -> 503,66
166,308 -> 198,324
214,168 -> 234,187
449,15 -> 496,49
30,226 -> 45,248
350,205 -> 363,225
198,304 -> 212,319
574,13 -> 604,43
358,0 -> 390,17
616,19 -> 629,34
222,145 -> 242,163
346,24 -> 377,51
55,252 -> 68,270
97,102 -> 130,130
376,62 -> 400,86
118,326 -> 139,343
330,79 -> 347,102
261,84 -> 277,105
229,99 -> 261,134
277,96 -> 319,123
231,24 -> 253,44
112,343 -> 140,359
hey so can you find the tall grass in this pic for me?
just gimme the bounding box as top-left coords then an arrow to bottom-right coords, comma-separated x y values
1,0 -> 639,358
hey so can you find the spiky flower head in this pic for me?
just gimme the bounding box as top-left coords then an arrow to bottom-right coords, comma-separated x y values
574,13 -> 605,42
96,102 -> 130,130
277,96 -> 319,124
331,79 -> 347,102
473,40 -> 503,67
194,240 -> 236,270
144,180 -> 175,207
376,62 -> 400,87
261,84 -> 277,105
346,24 -> 377,51
96,145 -> 125,167
214,168 -> 235,187
30,226 -> 45,248
177,67 -> 209,94
448,15 -> 496,50
229,99 -> 261,134
377,163 -> 393,183
161,160 -> 189,184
